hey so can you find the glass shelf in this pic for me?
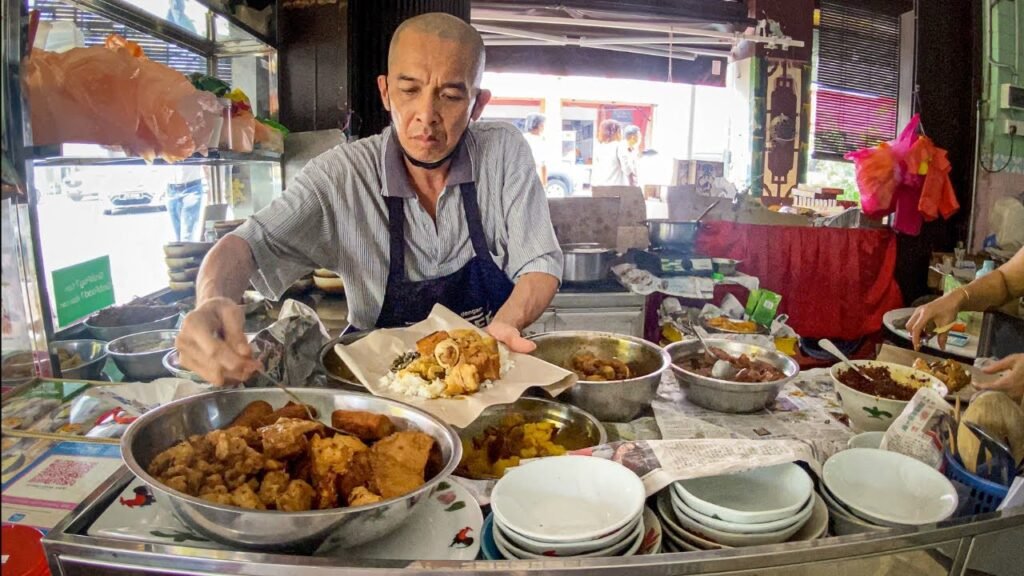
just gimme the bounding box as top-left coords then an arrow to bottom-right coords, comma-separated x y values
26,145 -> 282,166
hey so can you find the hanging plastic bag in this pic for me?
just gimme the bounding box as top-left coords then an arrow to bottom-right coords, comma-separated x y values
845,114 -> 923,219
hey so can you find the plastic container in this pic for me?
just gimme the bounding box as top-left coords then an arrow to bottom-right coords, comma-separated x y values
975,260 -> 995,280
942,450 -> 1009,516
1,524 -> 50,576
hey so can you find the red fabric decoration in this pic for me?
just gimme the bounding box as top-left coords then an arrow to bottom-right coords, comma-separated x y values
696,221 -> 903,339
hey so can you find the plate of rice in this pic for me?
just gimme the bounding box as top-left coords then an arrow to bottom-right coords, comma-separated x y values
382,329 -> 513,399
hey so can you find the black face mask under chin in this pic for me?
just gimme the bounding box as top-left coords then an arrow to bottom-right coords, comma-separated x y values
390,122 -> 463,170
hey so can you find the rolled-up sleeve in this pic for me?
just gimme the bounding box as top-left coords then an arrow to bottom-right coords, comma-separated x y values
500,133 -> 563,282
230,162 -> 339,299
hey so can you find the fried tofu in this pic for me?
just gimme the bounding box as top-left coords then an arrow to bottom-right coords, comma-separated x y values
368,431 -> 434,499
253,402 -> 319,429
309,434 -> 369,509
277,479 -> 315,511
330,410 -> 396,441
258,417 -> 324,460
338,450 -> 373,502
416,331 -> 451,357
348,486 -> 383,507
228,400 -> 274,429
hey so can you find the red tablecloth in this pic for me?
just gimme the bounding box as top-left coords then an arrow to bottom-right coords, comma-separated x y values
696,221 -> 903,340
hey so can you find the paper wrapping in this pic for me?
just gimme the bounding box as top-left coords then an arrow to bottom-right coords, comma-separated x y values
334,305 -> 576,427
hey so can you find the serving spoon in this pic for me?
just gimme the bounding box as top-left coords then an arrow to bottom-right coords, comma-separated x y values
255,369 -> 349,436
818,338 -> 875,383
689,320 -> 737,379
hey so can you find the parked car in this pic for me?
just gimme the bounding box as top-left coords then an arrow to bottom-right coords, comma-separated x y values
63,168 -> 167,214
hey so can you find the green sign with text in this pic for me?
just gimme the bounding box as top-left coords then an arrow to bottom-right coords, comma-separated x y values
52,256 -> 115,327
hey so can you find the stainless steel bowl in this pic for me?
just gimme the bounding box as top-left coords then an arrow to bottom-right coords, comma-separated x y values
712,258 -> 740,276
85,310 -> 181,342
50,339 -> 108,380
646,219 -> 701,248
529,331 -> 670,422
161,349 -> 201,381
665,339 -> 799,413
107,329 -> 179,381
319,331 -> 369,390
456,396 -> 607,480
562,244 -> 616,283
121,387 -> 461,552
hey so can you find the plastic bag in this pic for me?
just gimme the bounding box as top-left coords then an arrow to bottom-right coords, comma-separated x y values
23,34 -> 219,162
845,115 -> 921,219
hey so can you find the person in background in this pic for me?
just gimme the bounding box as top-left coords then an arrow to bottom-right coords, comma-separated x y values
591,119 -> 630,187
622,124 -> 641,187
166,0 -> 198,35
907,247 -> 1024,399
166,165 -> 205,242
523,113 -> 546,184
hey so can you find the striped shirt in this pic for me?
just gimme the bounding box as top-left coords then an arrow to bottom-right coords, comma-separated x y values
231,121 -> 563,329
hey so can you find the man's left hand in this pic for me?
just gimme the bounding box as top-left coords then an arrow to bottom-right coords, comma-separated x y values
979,353 -> 1024,401
486,321 -> 536,353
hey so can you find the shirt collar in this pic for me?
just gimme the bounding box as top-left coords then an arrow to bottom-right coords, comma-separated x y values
381,126 -> 475,198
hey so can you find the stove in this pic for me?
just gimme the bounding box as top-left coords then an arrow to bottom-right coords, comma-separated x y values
559,278 -> 629,293
627,248 -> 715,277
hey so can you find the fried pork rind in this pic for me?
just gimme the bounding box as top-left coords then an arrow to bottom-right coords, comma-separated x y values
451,329 -> 501,381
368,431 -> 434,499
348,486 -> 383,507
258,417 -> 325,460
330,410 -> 397,442
277,479 -> 315,511
230,483 -> 265,510
310,434 -> 369,509
258,470 -> 291,507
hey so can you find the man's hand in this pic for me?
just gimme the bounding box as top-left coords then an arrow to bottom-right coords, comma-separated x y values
978,354 -> 1024,401
176,297 -> 261,386
486,320 -> 536,354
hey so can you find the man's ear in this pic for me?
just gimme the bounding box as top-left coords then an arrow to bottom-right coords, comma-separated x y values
470,89 -> 492,121
377,75 -> 390,112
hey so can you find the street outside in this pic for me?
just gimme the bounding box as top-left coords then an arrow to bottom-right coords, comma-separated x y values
36,194 -> 179,312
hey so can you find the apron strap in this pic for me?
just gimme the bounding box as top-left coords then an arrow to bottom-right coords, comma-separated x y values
458,182 -> 491,259
384,196 -> 407,282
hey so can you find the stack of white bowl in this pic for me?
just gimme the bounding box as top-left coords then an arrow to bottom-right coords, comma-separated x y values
489,455 -> 649,559
822,448 -> 958,535
658,463 -> 828,552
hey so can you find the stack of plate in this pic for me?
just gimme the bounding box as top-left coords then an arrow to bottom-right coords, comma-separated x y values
486,456 -> 657,559
822,448 -> 958,535
164,242 -> 212,293
657,463 -> 828,551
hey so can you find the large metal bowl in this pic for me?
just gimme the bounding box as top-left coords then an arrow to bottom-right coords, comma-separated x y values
646,219 -> 701,249
529,331 -> 670,422
107,329 -> 178,381
665,339 -> 800,413
85,309 -> 181,342
456,396 -> 607,480
319,331 -> 369,390
50,339 -> 108,380
121,388 -> 461,552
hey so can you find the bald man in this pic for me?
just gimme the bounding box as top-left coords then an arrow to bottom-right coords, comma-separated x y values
176,13 -> 562,385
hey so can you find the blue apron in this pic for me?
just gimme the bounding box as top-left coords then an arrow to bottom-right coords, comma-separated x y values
373,181 -> 514,329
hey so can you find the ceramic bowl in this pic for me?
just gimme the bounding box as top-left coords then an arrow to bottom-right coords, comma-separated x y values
494,513 -> 643,559
496,507 -> 640,556
820,486 -> 889,535
667,489 -> 809,546
490,455 -> 645,543
655,490 -> 727,551
670,484 -> 813,534
847,431 -> 886,449
829,361 -> 947,432
672,463 -> 813,524
823,448 -> 958,526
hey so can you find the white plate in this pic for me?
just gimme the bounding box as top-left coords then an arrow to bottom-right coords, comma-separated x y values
498,510 -> 641,556
491,456 -> 645,543
882,308 -> 978,359
316,479 -> 482,560
668,490 -> 809,547
670,484 -> 813,534
847,431 -> 886,450
92,478 -> 483,561
672,463 -> 813,524
494,513 -> 643,559
823,448 -> 958,527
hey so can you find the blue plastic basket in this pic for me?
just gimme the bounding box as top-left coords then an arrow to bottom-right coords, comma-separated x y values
943,450 -> 1010,515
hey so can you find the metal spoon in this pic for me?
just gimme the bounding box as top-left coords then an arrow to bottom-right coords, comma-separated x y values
256,369 -> 349,436
818,339 -> 875,383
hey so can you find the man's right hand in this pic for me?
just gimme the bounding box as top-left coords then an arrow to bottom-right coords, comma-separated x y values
176,297 -> 261,386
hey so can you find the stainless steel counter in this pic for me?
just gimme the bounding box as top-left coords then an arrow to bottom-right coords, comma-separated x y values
43,467 -> 1024,576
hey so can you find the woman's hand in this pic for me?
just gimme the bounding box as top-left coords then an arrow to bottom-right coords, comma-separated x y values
906,292 -> 964,350
978,354 -> 1024,401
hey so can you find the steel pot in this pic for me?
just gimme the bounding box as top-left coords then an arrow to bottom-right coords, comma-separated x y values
562,243 -> 616,283
646,220 -> 702,249
319,330 -> 370,389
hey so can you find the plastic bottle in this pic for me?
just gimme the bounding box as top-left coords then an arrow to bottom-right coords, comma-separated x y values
975,260 -> 996,280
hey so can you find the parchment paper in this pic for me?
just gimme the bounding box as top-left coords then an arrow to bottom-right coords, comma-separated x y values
334,305 -> 576,427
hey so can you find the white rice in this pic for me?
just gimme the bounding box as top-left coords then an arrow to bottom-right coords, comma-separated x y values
381,345 -> 513,399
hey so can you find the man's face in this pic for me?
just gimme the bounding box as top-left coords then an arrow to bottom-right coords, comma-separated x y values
627,134 -> 640,148
377,30 -> 491,164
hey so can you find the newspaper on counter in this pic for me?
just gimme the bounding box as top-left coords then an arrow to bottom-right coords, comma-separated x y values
334,305 -> 575,427
572,438 -> 820,496
612,263 -> 761,299
246,299 -> 330,388
653,367 -> 856,462
879,386 -> 950,468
